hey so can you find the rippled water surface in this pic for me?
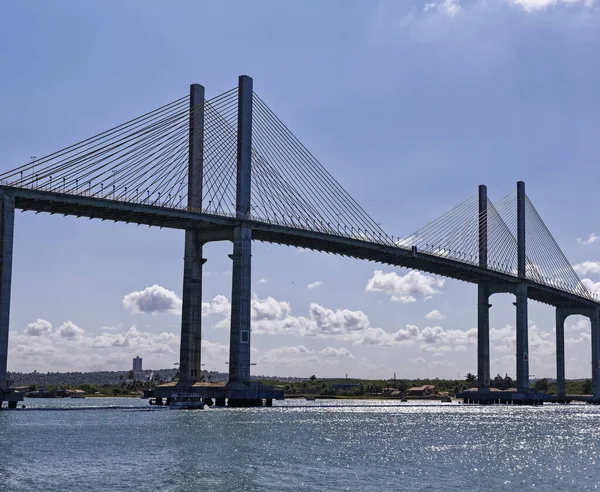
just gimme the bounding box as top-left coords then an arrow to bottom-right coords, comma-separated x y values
1,398 -> 599,491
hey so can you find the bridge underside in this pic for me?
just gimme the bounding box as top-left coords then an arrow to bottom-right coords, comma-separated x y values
8,187 -> 596,310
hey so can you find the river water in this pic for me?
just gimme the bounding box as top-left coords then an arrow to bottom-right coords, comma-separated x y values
0,398 -> 599,491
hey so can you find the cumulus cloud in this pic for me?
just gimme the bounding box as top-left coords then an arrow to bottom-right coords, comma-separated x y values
57,321 -> 85,340
573,261 -> 600,276
257,345 -> 354,371
319,347 -> 354,359
307,304 -> 370,336
202,295 -> 231,317
578,233 -> 600,245
425,310 -> 446,320
581,278 -> 600,297
123,285 -> 182,315
354,323 -> 476,349
258,279 -> 268,284
9,321 -> 189,373
218,295 -> 374,340
25,319 -> 52,337
365,270 -> 444,303
307,281 -> 323,289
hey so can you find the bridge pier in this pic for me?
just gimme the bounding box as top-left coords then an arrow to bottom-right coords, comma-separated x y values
477,285 -> 491,391
515,181 -> 529,392
477,185 -> 490,391
228,75 -> 253,387
178,83 -> 205,384
0,191 -> 15,391
556,308 -> 567,398
591,308 -> 600,399
515,283 -> 529,392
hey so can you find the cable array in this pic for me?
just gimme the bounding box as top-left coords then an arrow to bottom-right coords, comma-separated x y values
202,88 -> 238,216
397,194 -> 519,276
495,193 -> 593,299
0,89 -> 241,212
402,189 -> 593,299
1,84 -> 591,300
0,95 -> 194,207
250,93 -> 394,245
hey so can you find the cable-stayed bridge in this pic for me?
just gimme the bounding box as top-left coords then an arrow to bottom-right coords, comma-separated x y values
0,75 -> 598,407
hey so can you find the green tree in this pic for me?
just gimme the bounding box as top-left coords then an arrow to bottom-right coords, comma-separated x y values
310,375 -> 316,382
79,383 -> 98,394
127,369 -> 135,380
535,378 -> 549,392
465,373 -> 476,384
582,379 -> 593,394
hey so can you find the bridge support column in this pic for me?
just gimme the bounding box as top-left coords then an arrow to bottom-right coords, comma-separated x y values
515,181 -> 529,392
228,224 -> 252,383
477,185 -> 490,391
555,308 -> 566,398
228,75 -> 253,385
178,83 -> 205,384
0,192 -> 14,390
179,233 -> 206,383
515,283 -> 529,392
477,285 -> 490,391
591,308 -> 600,400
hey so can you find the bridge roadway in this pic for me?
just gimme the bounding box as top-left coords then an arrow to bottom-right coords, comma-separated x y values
9,185 -> 598,310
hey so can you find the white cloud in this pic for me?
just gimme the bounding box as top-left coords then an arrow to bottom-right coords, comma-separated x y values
202,295 -> 231,317
430,360 -> 457,368
9,322 -> 185,372
258,279 -> 268,284
365,270 -> 444,303
123,285 -> 182,315
307,281 -> 323,289
578,233 -> 600,245
354,323 -> 476,348
414,357 -> 426,364
307,304 -> 370,337
257,345 -> 355,372
427,0 -> 461,15
319,347 -> 354,359
57,321 -> 85,340
25,319 -> 52,337
573,261 -> 600,276
511,0 -> 594,12
581,278 -> 600,296
425,309 -> 446,320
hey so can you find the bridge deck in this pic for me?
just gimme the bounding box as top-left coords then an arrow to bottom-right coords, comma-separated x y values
6,186 -> 598,310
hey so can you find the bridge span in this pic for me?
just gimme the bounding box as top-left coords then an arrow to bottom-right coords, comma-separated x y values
0,75 -> 598,407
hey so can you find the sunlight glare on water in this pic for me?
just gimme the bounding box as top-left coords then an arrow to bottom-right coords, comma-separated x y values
1,398 -> 599,491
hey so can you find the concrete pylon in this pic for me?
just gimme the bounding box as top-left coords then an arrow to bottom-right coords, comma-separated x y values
228,75 -> 253,384
591,307 -> 600,399
178,83 -> 205,384
515,181 -> 529,392
477,185 -> 490,391
555,308 -> 566,398
0,191 -> 14,390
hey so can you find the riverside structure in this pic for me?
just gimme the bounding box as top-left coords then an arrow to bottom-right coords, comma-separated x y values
0,75 -> 598,407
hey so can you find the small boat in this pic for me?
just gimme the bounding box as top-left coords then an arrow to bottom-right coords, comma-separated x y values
170,393 -> 206,410
305,395 -> 315,401
400,398 -> 408,402
441,396 -> 452,403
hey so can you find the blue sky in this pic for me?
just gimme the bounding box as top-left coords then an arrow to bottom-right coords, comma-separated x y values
2,0 -> 600,380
